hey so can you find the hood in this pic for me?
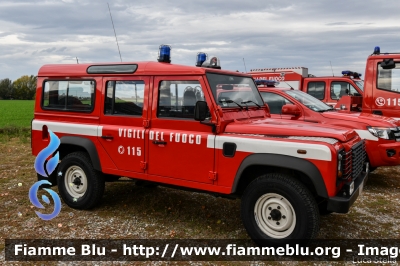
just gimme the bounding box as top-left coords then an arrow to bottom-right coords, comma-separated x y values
321,111 -> 400,127
224,118 -> 357,142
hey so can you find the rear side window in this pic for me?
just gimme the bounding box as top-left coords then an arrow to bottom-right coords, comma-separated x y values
307,82 -> 325,100
104,80 -> 145,116
377,63 -> 400,92
42,80 -> 95,111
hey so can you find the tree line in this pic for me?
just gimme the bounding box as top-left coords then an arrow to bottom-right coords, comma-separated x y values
0,75 -> 37,100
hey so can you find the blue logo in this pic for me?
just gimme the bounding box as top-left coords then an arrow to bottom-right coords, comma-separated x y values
34,130 -> 60,177
29,180 -> 62,220
30,129 -> 62,220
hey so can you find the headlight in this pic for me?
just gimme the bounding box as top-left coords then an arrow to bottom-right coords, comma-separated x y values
367,126 -> 392,139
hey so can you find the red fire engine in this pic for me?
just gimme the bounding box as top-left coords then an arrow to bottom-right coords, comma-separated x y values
256,80 -> 400,172
32,46 -> 368,246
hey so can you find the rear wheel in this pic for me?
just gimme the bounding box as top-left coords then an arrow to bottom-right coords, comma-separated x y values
241,173 -> 320,246
57,152 -> 104,209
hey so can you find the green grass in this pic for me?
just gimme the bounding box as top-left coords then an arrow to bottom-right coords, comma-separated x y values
0,100 -> 34,128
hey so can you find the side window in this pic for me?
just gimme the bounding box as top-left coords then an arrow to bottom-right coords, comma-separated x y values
104,80 -> 144,116
157,80 -> 205,119
377,63 -> 400,92
42,80 -> 95,111
307,82 -> 325,100
260,92 -> 292,114
330,82 -> 358,100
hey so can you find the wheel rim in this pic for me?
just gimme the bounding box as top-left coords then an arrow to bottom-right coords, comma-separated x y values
64,166 -> 88,199
254,193 -> 296,239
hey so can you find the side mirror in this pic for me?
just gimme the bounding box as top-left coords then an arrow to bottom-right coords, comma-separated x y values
194,101 -> 208,121
381,58 -> 396,69
282,104 -> 301,116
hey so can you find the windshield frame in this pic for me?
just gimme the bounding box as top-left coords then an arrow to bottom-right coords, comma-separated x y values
206,72 -> 264,108
354,80 -> 364,92
284,90 -> 333,112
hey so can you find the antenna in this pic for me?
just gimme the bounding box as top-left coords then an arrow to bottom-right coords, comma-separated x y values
243,58 -> 247,73
107,3 -> 122,62
76,57 -> 79,64
329,61 -> 334,76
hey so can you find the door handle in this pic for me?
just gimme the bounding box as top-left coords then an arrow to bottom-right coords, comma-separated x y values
152,140 -> 167,145
101,135 -> 114,140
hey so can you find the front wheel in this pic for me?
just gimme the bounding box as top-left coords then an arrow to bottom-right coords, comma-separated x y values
241,173 -> 320,246
57,152 -> 104,209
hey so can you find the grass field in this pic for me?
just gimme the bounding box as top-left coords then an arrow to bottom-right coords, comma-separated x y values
0,100 -> 34,128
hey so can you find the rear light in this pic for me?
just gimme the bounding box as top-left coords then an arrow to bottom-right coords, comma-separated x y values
42,125 -> 49,140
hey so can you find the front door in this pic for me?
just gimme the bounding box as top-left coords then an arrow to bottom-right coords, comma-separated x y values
147,76 -> 215,184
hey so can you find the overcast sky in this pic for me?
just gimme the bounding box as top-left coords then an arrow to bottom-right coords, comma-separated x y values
1,0 -> 399,80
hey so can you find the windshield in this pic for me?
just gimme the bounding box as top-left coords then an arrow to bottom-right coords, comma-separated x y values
354,80 -> 364,91
285,90 -> 333,112
206,73 -> 264,108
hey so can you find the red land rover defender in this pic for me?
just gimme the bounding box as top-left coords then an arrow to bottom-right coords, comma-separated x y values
32,46 -> 368,246
256,80 -> 400,172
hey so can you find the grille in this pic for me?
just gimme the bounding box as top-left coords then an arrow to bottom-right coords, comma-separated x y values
390,127 -> 400,142
340,140 -> 366,180
351,140 -> 366,179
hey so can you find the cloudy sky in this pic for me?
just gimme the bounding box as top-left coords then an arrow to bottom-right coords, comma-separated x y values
1,0 -> 399,81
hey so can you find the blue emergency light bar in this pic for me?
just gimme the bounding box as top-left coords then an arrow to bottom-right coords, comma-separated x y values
342,70 -> 362,78
158,45 -> 171,63
254,79 -> 278,86
373,46 -> 380,55
196,52 -> 207,67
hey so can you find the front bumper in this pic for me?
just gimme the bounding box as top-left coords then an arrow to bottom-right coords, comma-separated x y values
375,142 -> 400,166
326,164 -> 369,213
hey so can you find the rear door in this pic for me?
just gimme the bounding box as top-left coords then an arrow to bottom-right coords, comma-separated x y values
147,76 -> 216,184
304,80 -> 328,105
99,76 -> 149,173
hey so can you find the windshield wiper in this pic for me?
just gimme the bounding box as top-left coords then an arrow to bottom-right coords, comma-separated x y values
241,100 -> 262,109
316,108 -> 336,113
219,99 -> 244,110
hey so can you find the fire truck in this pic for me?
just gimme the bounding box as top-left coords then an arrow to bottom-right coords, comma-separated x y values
248,67 -> 364,108
32,46 -> 368,246
256,80 -> 400,172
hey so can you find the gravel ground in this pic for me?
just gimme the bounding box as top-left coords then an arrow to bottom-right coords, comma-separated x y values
0,137 -> 399,265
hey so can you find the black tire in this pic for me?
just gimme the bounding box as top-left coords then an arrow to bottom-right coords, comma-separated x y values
57,152 -> 104,209
241,173 -> 320,246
